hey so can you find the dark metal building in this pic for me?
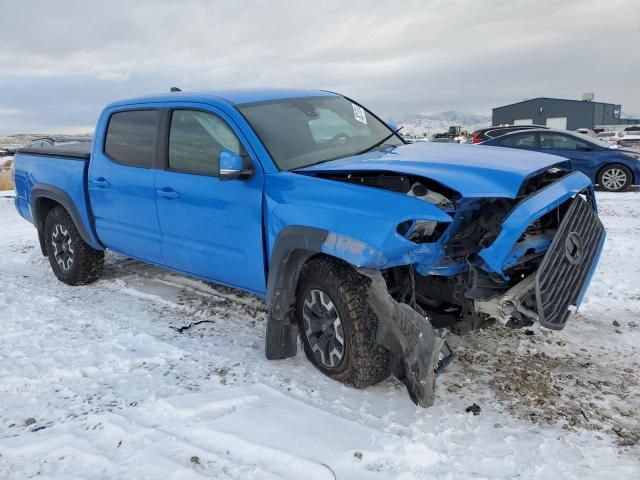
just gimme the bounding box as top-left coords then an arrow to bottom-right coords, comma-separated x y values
492,97 -> 637,130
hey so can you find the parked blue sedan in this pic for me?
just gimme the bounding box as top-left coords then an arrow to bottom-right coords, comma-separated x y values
480,128 -> 640,191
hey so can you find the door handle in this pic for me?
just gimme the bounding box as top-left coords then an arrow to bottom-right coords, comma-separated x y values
157,187 -> 180,200
92,177 -> 110,188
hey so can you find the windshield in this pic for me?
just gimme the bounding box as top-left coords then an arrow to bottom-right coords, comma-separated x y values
238,96 -> 403,170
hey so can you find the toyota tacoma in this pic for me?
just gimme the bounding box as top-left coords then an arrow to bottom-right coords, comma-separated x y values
12,89 -> 605,406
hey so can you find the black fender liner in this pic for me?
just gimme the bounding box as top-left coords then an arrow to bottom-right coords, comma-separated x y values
31,184 -> 102,252
360,269 -> 445,408
265,226 -> 328,360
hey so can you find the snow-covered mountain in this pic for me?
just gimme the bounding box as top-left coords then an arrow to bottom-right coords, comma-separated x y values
388,111 -> 491,138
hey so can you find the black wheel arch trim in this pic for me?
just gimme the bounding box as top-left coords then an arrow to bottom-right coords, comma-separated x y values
31,184 -> 104,250
264,225 -> 328,360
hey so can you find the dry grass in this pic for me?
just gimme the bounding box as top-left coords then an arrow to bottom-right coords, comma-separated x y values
0,168 -> 13,190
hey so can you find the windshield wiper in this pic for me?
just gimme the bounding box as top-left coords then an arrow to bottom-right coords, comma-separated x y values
354,126 -> 404,156
290,126 -> 404,171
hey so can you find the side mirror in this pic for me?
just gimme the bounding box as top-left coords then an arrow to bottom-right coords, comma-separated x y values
219,149 -> 253,180
576,143 -> 592,152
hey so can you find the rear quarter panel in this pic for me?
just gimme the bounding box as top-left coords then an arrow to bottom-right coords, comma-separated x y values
14,153 -> 100,247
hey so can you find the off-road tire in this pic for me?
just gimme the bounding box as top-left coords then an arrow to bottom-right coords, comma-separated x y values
597,164 -> 632,192
296,256 -> 391,388
44,206 -> 104,285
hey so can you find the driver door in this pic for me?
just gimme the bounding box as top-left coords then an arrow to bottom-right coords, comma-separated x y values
154,106 -> 266,294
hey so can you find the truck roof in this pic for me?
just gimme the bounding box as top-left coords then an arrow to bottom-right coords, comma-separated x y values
106,88 -> 338,109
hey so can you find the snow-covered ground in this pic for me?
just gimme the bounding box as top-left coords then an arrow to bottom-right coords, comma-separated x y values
0,189 -> 639,479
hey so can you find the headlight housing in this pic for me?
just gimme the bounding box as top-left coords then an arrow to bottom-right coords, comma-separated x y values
397,219 -> 444,243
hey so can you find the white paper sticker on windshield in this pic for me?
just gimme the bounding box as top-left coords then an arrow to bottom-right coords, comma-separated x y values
352,104 -> 367,125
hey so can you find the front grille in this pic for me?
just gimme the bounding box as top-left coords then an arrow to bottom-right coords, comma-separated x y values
535,195 -> 605,329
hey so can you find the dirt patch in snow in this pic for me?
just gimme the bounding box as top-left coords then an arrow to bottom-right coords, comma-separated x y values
448,322 -> 640,447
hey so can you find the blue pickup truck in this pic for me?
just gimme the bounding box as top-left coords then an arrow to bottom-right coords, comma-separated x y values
13,89 -> 605,406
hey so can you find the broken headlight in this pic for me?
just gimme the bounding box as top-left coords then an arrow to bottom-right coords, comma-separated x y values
397,219 -> 443,243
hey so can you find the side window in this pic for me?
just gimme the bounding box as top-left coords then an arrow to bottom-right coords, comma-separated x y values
498,133 -> 536,148
105,110 -> 158,167
169,110 -> 244,176
539,133 -> 580,150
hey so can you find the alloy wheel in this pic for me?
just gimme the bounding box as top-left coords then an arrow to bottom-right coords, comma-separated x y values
601,168 -> 627,191
302,288 -> 345,368
51,224 -> 74,271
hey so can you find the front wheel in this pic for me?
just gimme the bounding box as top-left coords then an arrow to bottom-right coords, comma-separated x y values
296,256 -> 390,388
598,164 -> 632,192
44,206 -> 104,285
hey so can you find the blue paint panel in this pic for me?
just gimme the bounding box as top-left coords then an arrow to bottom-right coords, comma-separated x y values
154,163 -> 266,294
478,172 -> 593,276
89,104 -> 164,264
264,171 -> 452,270
299,142 -> 566,198
13,153 -> 102,249
106,88 -> 337,110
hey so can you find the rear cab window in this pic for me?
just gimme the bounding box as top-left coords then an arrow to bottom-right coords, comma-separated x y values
105,110 -> 158,167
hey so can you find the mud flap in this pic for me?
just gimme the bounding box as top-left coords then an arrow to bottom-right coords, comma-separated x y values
360,269 -> 446,407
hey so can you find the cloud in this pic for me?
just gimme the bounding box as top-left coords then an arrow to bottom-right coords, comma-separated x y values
96,72 -> 130,82
0,0 -> 637,134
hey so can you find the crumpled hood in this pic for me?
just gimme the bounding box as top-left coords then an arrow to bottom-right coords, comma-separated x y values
297,142 -> 565,198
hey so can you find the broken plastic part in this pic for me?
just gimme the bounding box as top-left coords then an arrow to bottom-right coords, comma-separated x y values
474,274 -> 538,326
407,181 -> 452,208
359,268 -> 445,407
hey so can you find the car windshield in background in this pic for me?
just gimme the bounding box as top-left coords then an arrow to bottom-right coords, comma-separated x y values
238,96 -> 403,170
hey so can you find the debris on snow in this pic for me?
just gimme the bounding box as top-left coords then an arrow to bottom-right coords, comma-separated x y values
465,403 -> 481,415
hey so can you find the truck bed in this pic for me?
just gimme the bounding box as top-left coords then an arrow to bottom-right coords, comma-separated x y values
17,142 -> 92,160
13,146 -> 102,249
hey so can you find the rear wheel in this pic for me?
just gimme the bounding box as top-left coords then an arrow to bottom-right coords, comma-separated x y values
296,256 -> 390,388
44,207 -> 104,285
598,164 -> 632,192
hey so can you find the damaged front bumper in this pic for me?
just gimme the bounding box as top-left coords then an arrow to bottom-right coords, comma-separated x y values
476,193 -> 605,329
361,173 -> 606,406
478,171 -> 597,278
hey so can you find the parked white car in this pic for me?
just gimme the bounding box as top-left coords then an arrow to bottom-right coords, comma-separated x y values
576,128 -> 596,137
595,131 -> 619,146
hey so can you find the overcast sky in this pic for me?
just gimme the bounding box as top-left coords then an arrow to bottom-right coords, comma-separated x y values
0,0 -> 638,134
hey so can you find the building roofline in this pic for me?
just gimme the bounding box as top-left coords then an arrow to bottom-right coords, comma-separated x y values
493,97 -> 619,111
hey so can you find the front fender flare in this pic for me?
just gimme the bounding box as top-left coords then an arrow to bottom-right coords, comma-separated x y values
265,226 -> 328,360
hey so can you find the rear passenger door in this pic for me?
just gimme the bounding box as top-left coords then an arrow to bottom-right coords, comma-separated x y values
154,107 -> 266,294
88,108 -> 164,263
